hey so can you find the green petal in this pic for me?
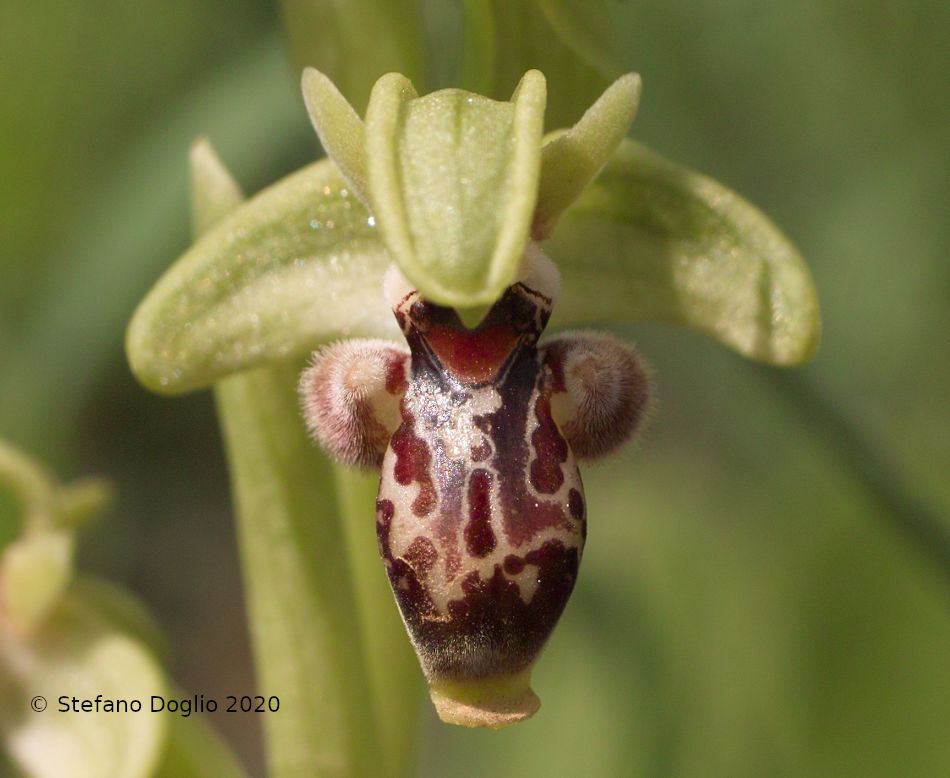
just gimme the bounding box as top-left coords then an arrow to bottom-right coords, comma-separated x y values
534,72 -> 641,240
1,592 -> 167,778
126,159 -> 396,395
365,70 -> 546,307
301,68 -> 369,205
547,139 -> 820,365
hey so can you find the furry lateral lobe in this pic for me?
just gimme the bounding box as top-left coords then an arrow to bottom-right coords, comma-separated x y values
543,331 -> 651,461
298,339 -> 409,469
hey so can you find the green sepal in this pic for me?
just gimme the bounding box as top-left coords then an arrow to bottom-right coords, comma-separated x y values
548,139 -> 820,365
126,159 -> 396,395
365,70 -> 546,308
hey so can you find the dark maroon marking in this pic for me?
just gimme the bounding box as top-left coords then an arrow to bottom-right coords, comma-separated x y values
388,557 -> 439,620
385,354 -> 407,395
404,535 -> 438,577
503,554 -> 525,575
568,488 -> 585,522
399,540 -> 579,681
470,438 -> 491,462
410,300 -> 433,332
376,498 -> 396,561
389,407 -> 437,516
544,346 -> 567,393
529,393 -> 569,494
473,323 -> 577,547
378,500 -> 440,619
464,469 -> 496,557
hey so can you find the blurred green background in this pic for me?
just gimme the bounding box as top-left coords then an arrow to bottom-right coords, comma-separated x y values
2,1 -> 949,776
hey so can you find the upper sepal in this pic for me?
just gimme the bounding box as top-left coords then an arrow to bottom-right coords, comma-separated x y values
365,70 -> 547,308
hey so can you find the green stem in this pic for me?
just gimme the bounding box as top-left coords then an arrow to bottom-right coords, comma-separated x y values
752,366 -> 950,586
334,466 -> 422,777
215,364 -> 382,778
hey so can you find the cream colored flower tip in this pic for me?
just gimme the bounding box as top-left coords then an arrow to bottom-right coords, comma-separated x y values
428,670 -> 540,729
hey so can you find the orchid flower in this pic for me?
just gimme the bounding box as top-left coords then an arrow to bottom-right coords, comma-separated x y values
125,52 -> 817,771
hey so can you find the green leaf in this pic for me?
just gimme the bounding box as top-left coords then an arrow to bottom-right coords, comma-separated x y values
365,70 -> 546,307
534,72 -> 641,240
0,592 -> 167,778
547,139 -> 820,365
126,159 -> 395,395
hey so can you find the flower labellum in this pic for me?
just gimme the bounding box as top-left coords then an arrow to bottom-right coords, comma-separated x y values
299,244 -> 650,727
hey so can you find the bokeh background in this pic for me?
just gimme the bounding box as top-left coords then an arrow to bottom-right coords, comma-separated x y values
2,1 -> 949,776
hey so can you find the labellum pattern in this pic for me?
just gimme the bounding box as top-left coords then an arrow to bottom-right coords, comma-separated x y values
299,243 -> 650,727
